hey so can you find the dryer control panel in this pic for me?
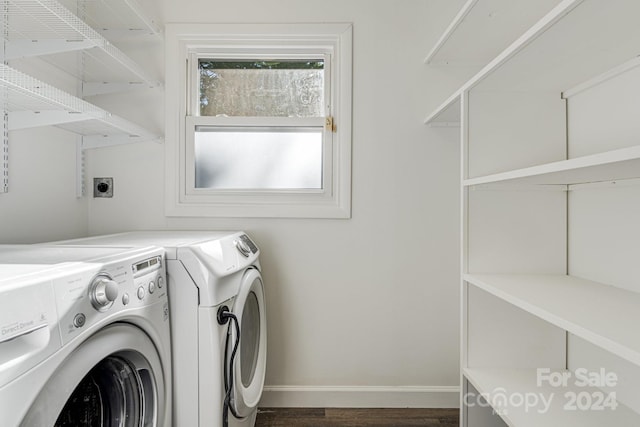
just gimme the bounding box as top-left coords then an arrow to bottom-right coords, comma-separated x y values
234,234 -> 258,257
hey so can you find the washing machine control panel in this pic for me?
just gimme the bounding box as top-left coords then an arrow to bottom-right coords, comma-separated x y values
132,255 -> 165,304
54,248 -> 167,345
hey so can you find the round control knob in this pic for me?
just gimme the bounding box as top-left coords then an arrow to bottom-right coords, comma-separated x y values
73,313 -> 86,328
90,274 -> 119,311
234,239 -> 251,257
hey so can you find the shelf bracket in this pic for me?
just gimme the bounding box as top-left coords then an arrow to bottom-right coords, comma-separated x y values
76,136 -> 85,198
1,111 -> 8,194
8,111 -> 95,131
3,39 -> 100,60
121,0 -> 163,37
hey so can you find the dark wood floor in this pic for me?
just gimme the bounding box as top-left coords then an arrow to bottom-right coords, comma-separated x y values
255,408 -> 459,427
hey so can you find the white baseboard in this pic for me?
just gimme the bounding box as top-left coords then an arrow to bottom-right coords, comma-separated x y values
259,385 -> 460,408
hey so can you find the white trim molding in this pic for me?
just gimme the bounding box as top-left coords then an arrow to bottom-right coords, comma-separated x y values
259,385 -> 460,408
164,22 -> 353,218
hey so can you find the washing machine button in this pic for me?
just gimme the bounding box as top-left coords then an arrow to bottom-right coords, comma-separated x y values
137,286 -> 145,300
73,313 -> 86,328
157,276 -> 164,288
149,281 -> 156,294
122,293 -> 130,305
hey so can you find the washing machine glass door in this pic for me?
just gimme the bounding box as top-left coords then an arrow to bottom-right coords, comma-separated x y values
230,267 -> 267,418
21,323 -> 165,427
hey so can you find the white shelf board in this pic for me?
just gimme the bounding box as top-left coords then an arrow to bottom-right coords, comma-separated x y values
423,0 -> 581,125
424,91 -> 461,126
464,368 -> 640,427
2,0 -> 160,87
472,0 -> 640,92
425,1 -> 640,126
464,144 -> 640,186
425,0 -> 563,66
0,65 -> 161,146
465,274 -> 640,367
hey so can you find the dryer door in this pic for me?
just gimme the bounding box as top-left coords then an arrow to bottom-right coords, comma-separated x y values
229,267 -> 267,418
21,323 -> 166,427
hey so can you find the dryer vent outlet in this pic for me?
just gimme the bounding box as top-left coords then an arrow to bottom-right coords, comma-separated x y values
93,177 -> 113,198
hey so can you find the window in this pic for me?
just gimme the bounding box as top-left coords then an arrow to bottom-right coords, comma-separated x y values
165,24 -> 352,218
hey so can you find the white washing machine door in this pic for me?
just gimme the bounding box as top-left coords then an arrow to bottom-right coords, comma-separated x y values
229,267 -> 267,418
21,323 -> 166,427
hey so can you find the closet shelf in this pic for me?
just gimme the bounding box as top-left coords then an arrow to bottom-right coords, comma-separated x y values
465,274 -> 640,366
424,0 -> 563,66
464,145 -> 640,186
463,368 -> 640,427
57,0 -> 162,39
2,0 -> 161,87
0,64 -> 162,148
472,0 -> 640,92
425,0 -> 640,123
424,91 -> 460,127
423,0 -> 573,123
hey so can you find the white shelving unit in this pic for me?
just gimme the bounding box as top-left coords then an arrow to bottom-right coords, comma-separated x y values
2,0 -> 161,89
465,274 -> 640,367
0,0 -> 163,195
427,0 -> 640,425
424,0 -> 563,66
57,0 -> 162,39
0,65 -> 160,144
463,144 -> 640,186
464,368 -> 640,426
424,0 -> 564,126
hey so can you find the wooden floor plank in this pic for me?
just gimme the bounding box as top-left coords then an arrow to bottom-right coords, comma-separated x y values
255,408 -> 459,427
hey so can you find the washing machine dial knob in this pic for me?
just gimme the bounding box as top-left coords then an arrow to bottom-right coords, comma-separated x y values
90,274 -> 119,310
234,239 -> 251,257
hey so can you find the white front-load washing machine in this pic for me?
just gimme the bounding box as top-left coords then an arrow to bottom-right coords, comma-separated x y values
0,245 -> 171,427
55,231 -> 267,427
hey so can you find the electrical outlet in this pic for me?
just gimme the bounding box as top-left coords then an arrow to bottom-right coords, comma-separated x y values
93,177 -> 113,198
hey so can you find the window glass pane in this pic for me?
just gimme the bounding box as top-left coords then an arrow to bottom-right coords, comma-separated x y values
194,127 -> 322,189
199,60 -> 324,117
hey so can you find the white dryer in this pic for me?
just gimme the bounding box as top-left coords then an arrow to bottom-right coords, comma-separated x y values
0,245 -> 171,427
55,231 -> 267,427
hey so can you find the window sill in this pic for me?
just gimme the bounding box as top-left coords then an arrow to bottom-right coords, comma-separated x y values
164,199 -> 351,219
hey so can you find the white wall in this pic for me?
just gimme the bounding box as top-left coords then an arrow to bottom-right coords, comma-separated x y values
0,60 -> 88,244
84,0 -> 462,406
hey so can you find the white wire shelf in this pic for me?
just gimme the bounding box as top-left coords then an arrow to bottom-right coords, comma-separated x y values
57,0 -> 162,39
2,0 -> 161,87
0,64 -> 162,147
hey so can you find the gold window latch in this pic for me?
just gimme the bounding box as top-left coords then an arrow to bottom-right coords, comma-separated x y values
325,116 -> 336,132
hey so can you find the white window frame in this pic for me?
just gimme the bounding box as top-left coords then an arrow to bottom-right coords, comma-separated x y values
165,23 -> 352,218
